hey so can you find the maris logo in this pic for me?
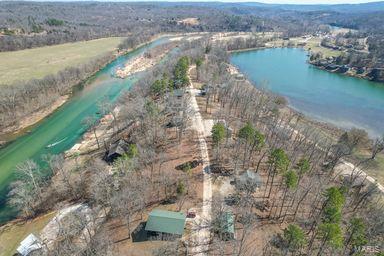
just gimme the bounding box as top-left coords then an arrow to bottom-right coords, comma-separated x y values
354,245 -> 381,254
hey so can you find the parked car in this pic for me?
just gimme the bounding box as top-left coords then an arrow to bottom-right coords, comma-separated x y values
187,209 -> 197,218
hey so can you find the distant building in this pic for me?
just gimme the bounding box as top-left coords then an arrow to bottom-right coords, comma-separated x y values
234,73 -> 245,81
16,234 -> 42,256
145,209 -> 186,240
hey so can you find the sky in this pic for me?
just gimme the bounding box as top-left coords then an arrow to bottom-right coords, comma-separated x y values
243,0 -> 379,3
18,0 -> 384,4
20,0 -> 383,4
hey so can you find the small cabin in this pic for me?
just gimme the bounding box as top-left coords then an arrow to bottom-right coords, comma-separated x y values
105,139 -> 130,162
145,209 -> 186,240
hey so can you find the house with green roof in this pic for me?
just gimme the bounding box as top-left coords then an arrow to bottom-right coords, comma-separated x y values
145,209 -> 186,240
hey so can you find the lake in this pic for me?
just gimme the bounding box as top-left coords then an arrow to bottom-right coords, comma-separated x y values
0,37 -> 168,223
230,48 -> 384,138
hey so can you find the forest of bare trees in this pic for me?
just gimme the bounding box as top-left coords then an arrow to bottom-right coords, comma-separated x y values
3,1 -> 384,135
6,39 -> 207,254
6,35 -> 383,255
191,43 -> 384,255
1,1 -> 364,51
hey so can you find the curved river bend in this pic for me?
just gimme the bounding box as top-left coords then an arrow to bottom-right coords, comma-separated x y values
231,48 -> 384,138
0,38 -> 168,223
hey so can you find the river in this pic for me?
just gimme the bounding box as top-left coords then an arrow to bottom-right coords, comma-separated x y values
230,48 -> 384,138
0,37 -> 168,223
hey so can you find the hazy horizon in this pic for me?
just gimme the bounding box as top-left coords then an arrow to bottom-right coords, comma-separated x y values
9,0 -> 384,5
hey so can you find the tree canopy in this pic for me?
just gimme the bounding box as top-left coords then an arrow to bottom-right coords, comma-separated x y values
211,122 -> 226,146
283,224 -> 307,251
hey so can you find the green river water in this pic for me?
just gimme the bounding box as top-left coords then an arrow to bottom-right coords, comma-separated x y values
0,37 -> 168,223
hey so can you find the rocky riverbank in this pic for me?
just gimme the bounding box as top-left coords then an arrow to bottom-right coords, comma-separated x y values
309,59 -> 384,83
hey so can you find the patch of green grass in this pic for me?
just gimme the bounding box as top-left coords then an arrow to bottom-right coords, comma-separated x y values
0,37 -> 124,85
353,151 -> 384,186
0,211 -> 56,256
366,154 -> 384,186
267,37 -> 342,58
304,38 -> 342,58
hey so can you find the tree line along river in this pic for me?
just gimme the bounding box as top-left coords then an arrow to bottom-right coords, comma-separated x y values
0,37 -> 169,223
0,40 -> 383,224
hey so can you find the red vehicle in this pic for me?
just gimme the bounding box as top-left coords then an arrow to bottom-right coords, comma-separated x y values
187,209 -> 196,218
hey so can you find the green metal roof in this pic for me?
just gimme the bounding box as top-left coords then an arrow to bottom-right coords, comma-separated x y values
222,212 -> 235,234
145,209 -> 186,235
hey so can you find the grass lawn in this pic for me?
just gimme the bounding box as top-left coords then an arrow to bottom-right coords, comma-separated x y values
268,37 -> 343,58
303,37 -> 343,58
355,151 -> 384,186
371,154 -> 384,185
0,37 -> 124,85
0,211 -> 56,256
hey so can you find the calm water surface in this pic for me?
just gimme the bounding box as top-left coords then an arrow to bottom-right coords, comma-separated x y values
0,38 -> 168,223
230,48 -> 384,137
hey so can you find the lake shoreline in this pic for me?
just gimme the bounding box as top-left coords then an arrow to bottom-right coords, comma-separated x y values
309,60 -> 384,84
229,47 -> 345,139
230,42 -> 384,85
227,64 -> 344,141
228,63 -> 384,192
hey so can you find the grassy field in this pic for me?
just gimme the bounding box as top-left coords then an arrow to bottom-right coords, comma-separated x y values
267,37 -> 343,58
355,151 -> 384,186
0,37 -> 124,85
303,37 -> 343,58
0,211 -> 56,256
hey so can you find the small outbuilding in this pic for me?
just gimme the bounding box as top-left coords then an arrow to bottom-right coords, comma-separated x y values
234,74 -> 245,81
16,233 -> 42,256
145,209 -> 186,240
214,212 -> 235,241
235,170 -> 262,192
172,89 -> 185,99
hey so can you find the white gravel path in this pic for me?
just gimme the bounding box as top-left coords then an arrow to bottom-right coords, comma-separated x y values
187,68 -> 213,255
